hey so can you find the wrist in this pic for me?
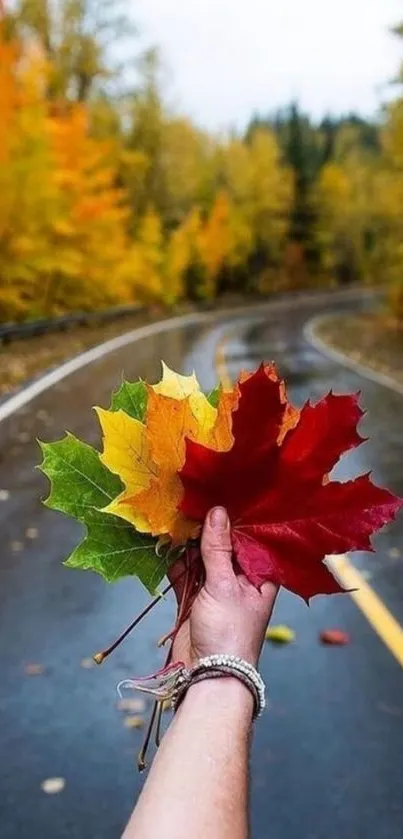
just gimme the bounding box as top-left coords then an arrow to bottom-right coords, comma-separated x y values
183,676 -> 255,723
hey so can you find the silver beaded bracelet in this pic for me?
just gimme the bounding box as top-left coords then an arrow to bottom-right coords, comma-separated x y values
171,654 -> 266,720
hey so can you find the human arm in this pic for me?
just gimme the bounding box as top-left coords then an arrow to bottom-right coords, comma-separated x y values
122,506 -> 277,839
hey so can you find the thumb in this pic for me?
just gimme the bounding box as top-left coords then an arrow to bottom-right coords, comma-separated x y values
201,507 -> 234,592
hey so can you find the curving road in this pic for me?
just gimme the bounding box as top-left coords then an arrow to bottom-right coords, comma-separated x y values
1,290 -> 403,839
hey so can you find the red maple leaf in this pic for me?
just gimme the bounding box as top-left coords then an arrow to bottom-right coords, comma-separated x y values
179,365 -> 402,601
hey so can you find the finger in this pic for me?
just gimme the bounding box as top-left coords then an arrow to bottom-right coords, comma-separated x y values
201,507 -> 235,592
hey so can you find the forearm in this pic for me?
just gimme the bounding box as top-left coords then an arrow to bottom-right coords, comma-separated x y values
123,678 -> 254,839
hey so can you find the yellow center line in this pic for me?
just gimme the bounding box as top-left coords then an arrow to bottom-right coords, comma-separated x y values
215,335 -> 403,670
327,556 -> 403,668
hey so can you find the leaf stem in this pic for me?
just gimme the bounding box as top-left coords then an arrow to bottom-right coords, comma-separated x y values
137,701 -> 159,772
93,581 -> 172,665
154,700 -> 164,748
138,645 -> 172,769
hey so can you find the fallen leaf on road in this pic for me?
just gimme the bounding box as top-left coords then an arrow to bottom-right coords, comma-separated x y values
80,657 -> 95,669
319,629 -> 350,645
123,715 -> 145,729
265,625 -> 296,644
24,663 -> 45,675
41,777 -> 65,794
0,489 -> 10,501
10,541 -> 23,553
25,527 -> 39,539
117,697 -> 146,713
388,547 -> 400,559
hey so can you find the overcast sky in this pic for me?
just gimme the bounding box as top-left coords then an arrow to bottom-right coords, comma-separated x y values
135,0 -> 403,130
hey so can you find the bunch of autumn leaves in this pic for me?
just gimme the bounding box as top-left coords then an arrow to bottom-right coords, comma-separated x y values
41,361 -> 401,606
91,362 -> 400,603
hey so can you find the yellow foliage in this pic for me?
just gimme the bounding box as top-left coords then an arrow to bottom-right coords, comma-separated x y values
129,208 -> 164,302
375,100 -> 403,318
0,34 -> 142,320
218,129 -> 293,278
0,44 -> 60,319
162,119 -> 213,220
163,224 -> 190,304
315,152 -> 378,283
0,28 -> 316,322
48,106 -> 135,312
197,192 -> 233,298
248,129 -> 293,249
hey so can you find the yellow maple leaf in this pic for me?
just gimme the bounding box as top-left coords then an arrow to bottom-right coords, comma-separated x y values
152,362 -> 217,439
95,407 -> 157,532
152,362 -> 200,399
110,388 -> 206,542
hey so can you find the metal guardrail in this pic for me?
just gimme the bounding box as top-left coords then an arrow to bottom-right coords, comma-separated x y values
0,304 -> 145,345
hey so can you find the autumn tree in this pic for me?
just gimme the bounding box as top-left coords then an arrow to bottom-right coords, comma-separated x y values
0,33 -> 140,320
315,126 -> 379,285
6,3 -> 391,322
219,129 -> 293,291
124,49 -> 170,221
375,100 -> 403,319
0,41 -> 59,319
47,104 -> 137,313
7,0 -> 133,101
161,118 -> 215,225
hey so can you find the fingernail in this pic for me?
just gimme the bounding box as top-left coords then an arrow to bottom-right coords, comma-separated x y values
208,507 -> 229,529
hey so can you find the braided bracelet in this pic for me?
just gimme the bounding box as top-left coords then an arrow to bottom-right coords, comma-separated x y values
171,654 -> 266,720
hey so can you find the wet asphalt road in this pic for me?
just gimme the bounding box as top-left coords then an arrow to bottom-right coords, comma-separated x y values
0,291 -> 403,839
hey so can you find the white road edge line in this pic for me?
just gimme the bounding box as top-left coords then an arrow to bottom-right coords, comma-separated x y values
0,312 -> 209,425
304,314 -> 403,397
0,288 -> 374,426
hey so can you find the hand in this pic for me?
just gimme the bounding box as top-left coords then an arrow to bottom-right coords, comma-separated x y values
170,507 -> 277,668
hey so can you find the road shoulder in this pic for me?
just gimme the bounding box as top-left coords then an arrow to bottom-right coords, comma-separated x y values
305,311 -> 403,396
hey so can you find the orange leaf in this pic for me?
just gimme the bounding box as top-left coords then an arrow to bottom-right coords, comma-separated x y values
145,386 -> 201,471
208,388 -> 238,450
132,385 -> 236,541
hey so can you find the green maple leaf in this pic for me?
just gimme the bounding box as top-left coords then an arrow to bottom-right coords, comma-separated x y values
38,434 -> 168,593
65,511 -> 168,591
110,379 -> 148,419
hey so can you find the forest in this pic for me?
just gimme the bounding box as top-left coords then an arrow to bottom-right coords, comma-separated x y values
1,0 -> 403,323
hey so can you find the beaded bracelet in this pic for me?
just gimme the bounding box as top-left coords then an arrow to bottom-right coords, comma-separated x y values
171,654 -> 266,720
